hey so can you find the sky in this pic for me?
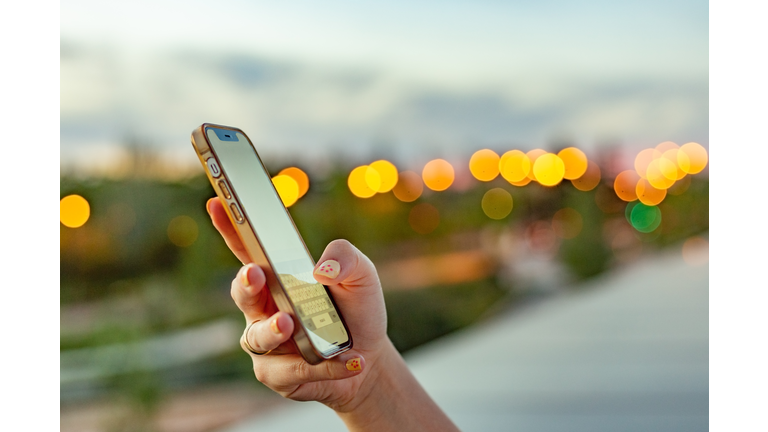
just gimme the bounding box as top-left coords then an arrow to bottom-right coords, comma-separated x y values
60,0 -> 708,175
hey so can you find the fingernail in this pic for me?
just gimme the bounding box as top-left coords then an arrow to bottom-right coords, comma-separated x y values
240,264 -> 252,287
270,317 -> 280,334
314,260 -> 340,279
345,358 -> 362,371
206,198 -> 214,215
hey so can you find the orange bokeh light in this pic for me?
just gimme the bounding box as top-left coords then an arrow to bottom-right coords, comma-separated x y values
393,171 -> 424,202
422,159 -> 455,191
571,160 -> 601,191
557,147 -> 588,180
635,178 -> 667,206
278,167 -> 310,199
614,170 -> 640,202
469,149 -> 500,182
634,148 -> 655,179
654,141 -> 679,157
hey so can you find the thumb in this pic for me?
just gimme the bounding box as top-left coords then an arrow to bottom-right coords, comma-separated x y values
313,240 -> 380,291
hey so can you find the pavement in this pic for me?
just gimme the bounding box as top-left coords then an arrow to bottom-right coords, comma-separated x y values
221,248 -> 708,432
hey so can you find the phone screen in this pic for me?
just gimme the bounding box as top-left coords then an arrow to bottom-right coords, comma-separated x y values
205,127 -> 349,355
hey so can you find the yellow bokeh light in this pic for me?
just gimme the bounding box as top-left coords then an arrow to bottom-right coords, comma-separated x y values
634,148 -> 655,179
552,208 -> 583,239
369,160 -> 399,193
481,188 -> 513,220
571,160 -> 601,191
348,166 -> 378,198
509,176 -> 532,187
646,159 -> 676,190
526,149 -> 547,181
557,147 -> 588,180
660,149 -> 687,181
60,194 -> 90,228
167,215 -> 199,247
499,150 -> 531,183
614,170 -> 640,202
469,149 -> 500,182
532,153 -> 565,187
364,166 -> 382,192
636,178 -> 667,206
272,175 -> 300,207
278,167 -> 310,198
679,142 -> 708,174
422,159 -> 455,191
393,171 -> 424,202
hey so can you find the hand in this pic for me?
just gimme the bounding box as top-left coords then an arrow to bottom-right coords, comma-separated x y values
206,198 -> 389,411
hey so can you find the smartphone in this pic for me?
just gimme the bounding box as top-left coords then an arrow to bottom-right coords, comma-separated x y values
190,123 -> 352,364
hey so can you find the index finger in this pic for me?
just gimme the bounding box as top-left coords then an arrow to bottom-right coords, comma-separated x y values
207,197 -> 251,264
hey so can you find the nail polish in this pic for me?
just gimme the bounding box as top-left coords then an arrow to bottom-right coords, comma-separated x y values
270,317 -> 280,334
314,260 -> 340,279
345,358 -> 362,371
240,264 -> 251,287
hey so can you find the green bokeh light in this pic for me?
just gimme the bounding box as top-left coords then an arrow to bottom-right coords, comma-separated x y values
629,203 -> 662,233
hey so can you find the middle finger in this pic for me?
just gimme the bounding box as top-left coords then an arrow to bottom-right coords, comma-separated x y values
232,264 -> 273,323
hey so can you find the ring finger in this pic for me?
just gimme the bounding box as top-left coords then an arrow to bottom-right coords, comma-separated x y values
241,311 -> 295,355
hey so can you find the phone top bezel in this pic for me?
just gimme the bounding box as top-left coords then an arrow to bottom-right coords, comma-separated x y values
198,123 -> 352,359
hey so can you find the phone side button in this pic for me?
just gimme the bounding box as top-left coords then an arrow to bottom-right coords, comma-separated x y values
229,203 -> 245,224
206,158 -> 222,178
218,180 -> 232,199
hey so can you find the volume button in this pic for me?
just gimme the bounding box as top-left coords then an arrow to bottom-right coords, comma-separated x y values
218,180 -> 232,199
230,203 -> 245,224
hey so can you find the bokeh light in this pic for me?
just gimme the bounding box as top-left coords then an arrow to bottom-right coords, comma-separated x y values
499,150 -> 531,183
481,188 -> 513,220
469,149 -> 500,182
408,203 -> 440,234
532,153 -> 565,186
369,160 -> 399,193
422,159 -> 455,191
348,165 -> 378,198
272,174 -> 300,207
552,207 -> 583,239
661,149 -> 688,180
60,194 -> 90,228
557,147 -> 588,180
571,160 -> 601,191
614,170 -> 640,202
167,215 -> 199,247
364,166 -> 382,192
654,141 -> 679,156
679,142 -> 708,174
629,203 -> 662,233
525,149 -> 547,181
634,148 -> 655,179
646,159 -> 676,190
682,236 -> 709,266
278,167 -> 310,198
392,171 -> 424,202
636,178 -> 667,206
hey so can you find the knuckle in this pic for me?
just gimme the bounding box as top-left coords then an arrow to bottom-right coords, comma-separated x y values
252,363 -> 268,383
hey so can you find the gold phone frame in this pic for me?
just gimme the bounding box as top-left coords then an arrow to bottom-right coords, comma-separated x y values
190,123 -> 352,365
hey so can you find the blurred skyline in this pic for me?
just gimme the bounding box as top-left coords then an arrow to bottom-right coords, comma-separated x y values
61,0 -> 708,176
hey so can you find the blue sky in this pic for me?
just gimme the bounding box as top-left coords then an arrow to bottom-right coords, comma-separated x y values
60,0 -> 708,174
